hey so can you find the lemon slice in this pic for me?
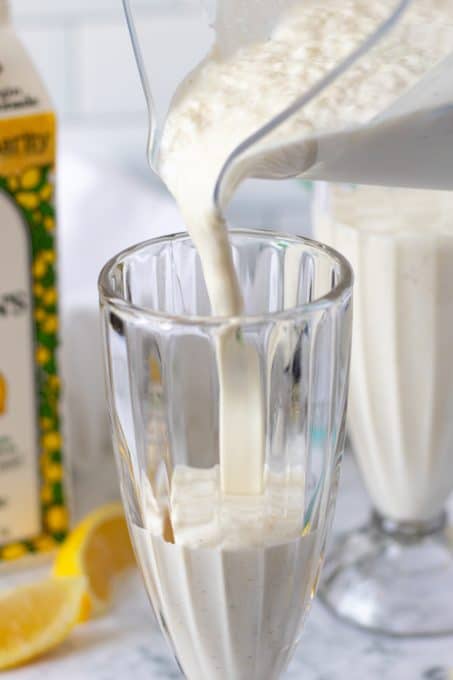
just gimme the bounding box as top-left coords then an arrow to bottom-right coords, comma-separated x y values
53,503 -> 135,619
0,577 -> 85,670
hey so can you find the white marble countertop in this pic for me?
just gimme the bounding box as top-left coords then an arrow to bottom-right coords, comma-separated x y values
3,456 -> 453,680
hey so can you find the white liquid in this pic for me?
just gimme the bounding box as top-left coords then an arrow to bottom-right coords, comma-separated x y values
160,0 -> 453,495
135,465 -> 320,680
169,465 -> 305,549
315,186 -> 453,522
134,526 -> 318,680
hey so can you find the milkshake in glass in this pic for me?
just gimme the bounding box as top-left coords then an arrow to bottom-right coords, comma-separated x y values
315,184 -> 453,636
99,230 -> 353,678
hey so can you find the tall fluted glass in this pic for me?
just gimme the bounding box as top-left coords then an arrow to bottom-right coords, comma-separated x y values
99,229 -> 353,679
315,184 -> 453,637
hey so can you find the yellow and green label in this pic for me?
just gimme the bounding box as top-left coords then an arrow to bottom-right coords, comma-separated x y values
0,113 -> 68,563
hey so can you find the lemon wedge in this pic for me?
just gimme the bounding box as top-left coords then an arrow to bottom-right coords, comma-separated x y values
53,503 -> 135,620
0,577 -> 85,670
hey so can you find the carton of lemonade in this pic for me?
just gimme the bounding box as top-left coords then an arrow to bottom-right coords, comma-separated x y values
0,0 -> 69,565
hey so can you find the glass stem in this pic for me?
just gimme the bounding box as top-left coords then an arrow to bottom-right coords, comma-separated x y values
371,510 -> 447,542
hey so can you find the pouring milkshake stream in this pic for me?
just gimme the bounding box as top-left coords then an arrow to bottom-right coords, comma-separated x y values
124,0 -> 453,497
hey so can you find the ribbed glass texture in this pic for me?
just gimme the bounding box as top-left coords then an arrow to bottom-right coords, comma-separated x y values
99,229 -> 352,679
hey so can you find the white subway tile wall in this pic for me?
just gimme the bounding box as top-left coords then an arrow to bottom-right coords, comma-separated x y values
11,0 -> 195,121
17,24 -> 68,114
74,19 -> 143,117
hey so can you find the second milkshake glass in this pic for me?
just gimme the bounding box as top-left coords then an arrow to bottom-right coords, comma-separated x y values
99,229 -> 353,679
315,184 -> 453,637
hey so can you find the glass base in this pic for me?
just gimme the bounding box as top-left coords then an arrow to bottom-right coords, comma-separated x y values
319,511 -> 453,637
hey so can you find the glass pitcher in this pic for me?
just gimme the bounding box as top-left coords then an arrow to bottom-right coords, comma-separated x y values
124,0 -> 453,203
